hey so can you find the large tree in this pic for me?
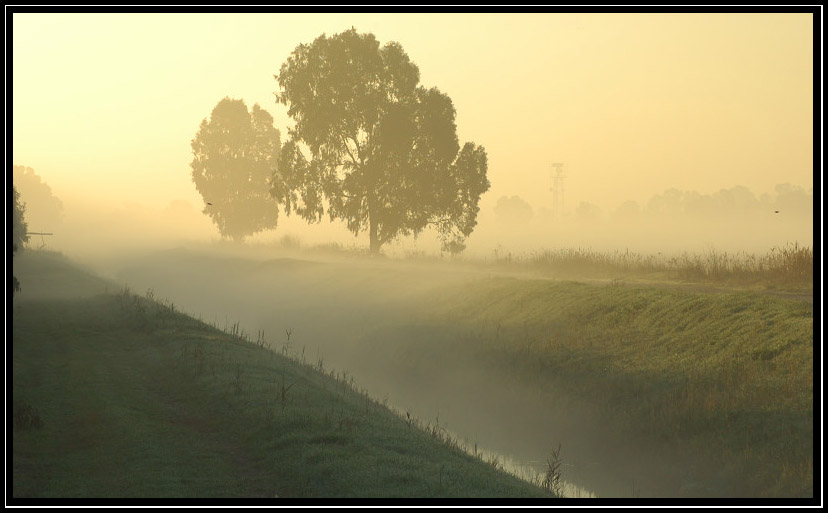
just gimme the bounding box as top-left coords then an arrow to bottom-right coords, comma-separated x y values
191,98 -> 282,242
272,29 -> 490,254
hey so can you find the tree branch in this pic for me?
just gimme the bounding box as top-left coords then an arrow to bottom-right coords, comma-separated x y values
347,134 -> 366,166
341,134 -> 361,168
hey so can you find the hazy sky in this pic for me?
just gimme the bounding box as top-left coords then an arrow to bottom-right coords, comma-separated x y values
11,12 -> 814,226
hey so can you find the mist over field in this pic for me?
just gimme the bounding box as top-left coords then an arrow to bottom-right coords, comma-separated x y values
10,11 -> 817,503
16,177 -> 815,270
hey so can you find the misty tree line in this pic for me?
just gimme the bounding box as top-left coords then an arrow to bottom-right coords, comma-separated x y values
190,28 -> 490,254
12,165 -> 64,233
494,184 -> 813,225
618,184 -> 813,222
10,165 -> 64,296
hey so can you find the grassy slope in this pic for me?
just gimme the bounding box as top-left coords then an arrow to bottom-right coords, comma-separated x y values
10,251 -> 554,500
396,276 -> 814,498
11,249 -> 815,500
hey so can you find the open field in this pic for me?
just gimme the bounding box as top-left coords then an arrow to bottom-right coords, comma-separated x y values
10,246 -> 816,501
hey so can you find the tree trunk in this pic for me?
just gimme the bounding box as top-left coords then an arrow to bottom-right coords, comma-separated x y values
369,210 -> 380,254
367,192 -> 381,254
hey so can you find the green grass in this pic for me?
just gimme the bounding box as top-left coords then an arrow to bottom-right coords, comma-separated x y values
402,276 -> 813,498
11,248 -> 814,500
486,243 -> 814,291
11,251 -> 555,500
387,243 -> 810,293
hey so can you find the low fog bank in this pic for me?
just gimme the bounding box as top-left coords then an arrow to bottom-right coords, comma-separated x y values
456,183 -> 814,259
468,213 -> 814,259
347,322 -> 685,498
21,178 -> 815,271
106,244 -> 481,374
466,194 -> 814,259
97,243 -> 716,497
16,224 -> 696,497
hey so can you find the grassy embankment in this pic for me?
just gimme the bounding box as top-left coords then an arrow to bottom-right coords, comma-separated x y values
11,250 -> 555,499
286,235 -> 812,292
287,239 -> 813,497
397,273 -> 814,497
221,239 -> 814,497
12,245 -> 815,499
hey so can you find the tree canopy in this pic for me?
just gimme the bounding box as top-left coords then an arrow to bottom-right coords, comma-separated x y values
12,185 -> 29,296
12,165 -> 63,231
272,29 -> 490,253
12,184 -> 29,253
191,97 -> 282,242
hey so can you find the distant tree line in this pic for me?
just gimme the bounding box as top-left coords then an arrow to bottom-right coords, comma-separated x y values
494,183 -> 811,227
613,184 -> 813,223
12,165 -> 63,232
11,166 -> 64,295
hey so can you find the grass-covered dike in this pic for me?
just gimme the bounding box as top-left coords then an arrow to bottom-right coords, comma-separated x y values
404,275 -> 814,498
9,248 -> 815,502
10,251 -> 556,501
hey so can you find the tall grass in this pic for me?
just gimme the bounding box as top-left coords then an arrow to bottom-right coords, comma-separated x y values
266,237 -> 813,290
489,242 -> 813,289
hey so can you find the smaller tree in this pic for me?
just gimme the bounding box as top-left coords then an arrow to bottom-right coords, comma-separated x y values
190,98 -> 282,242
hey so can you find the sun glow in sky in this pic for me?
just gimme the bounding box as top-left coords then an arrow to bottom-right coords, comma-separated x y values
11,12 -> 815,252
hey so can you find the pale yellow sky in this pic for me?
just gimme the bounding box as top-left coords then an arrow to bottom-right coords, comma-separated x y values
11,12 -> 815,229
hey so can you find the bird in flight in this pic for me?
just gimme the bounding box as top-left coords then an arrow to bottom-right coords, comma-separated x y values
774,210 -> 779,214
